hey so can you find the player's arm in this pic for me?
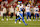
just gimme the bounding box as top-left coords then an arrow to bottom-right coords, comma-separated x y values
5,9 -> 6,12
15,8 -> 17,14
13,8 -> 14,13
19,15 -> 22,19
25,8 -> 26,12
9,8 -> 10,12
30,7 -> 31,12
9,8 -> 11,14
38,8 -> 39,11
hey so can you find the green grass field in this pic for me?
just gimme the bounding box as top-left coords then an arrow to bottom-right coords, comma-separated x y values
0,16 -> 40,27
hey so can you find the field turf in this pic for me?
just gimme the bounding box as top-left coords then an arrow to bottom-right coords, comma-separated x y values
0,16 -> 40,27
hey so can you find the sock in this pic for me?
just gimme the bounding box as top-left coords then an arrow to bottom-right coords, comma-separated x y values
22,17 -> 26,25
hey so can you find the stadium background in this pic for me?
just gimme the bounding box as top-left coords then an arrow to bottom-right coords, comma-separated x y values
0,0 -> 40,16
0,0 -> 40,27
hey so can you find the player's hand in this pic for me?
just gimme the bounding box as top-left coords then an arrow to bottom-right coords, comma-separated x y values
9,12 -> 11,14
20,16 -> 22,19
21,17 -> 22,19
34,13 -> 35,15
39,12 -> 40,14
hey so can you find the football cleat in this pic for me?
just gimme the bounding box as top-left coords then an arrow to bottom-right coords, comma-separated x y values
25,24 -> 28,26
27,19 -> 28,21
1,19 -> 4,21
19,22 -> 21,24
15,21 -> 17,24
6,19 -> 8,21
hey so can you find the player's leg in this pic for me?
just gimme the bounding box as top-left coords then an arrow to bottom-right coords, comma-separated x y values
19,19 -> 21,24
16,14 -> 21,24
29,12 -> 31,21
20,14 -> 27,25
2,13 -> 5,21
15,17 -> 21,23
10,13 -> 13,18
10,13 -> 12,18
35,14 -> 36,21
37,14 -> 39,21
11,13 -> 13,17
33,14 -> 34,19
3,14 -> 4,19
5,13 -> 7,18
19,19 -> 20,21
15,14 -> 17,23
33,13 -> 34,21
11,13 -> 13,20
27,12 -> 28,21
22,16 -> 27,25
18,16 -> 20,21
5,13 -> 8,21
18,16 -> 21,24
9,13 -> 13,20
23,11 -> 24,17
16,14 -> 17,19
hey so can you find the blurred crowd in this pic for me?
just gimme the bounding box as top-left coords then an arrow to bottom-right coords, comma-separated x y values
0,0 -> 40,22
0,0 -> 40,16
